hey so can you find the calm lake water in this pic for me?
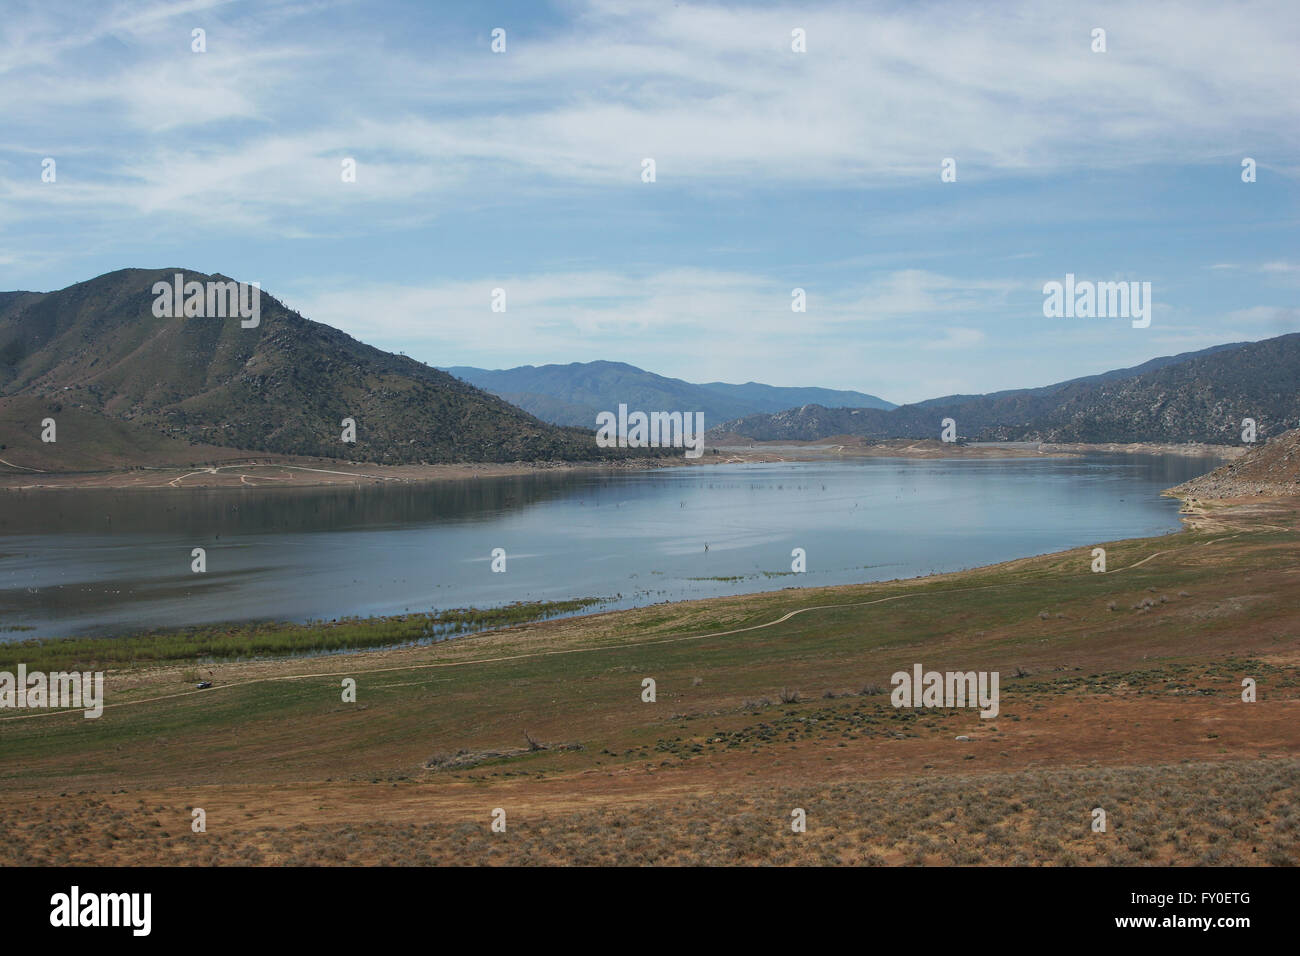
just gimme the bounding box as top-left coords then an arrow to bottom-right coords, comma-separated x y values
0,453 -> 1221,641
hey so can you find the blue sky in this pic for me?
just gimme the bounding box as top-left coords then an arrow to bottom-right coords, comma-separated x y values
1,0 -> 1297,404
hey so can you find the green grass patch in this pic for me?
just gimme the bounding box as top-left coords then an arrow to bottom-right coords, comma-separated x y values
0,597 -> 610,671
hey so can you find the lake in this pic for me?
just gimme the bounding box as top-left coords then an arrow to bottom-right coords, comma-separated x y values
0,452 -> 1222,641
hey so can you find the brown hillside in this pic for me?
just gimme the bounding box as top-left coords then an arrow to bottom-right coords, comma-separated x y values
1172,428 -> 1300,498
0,269 -> 670,468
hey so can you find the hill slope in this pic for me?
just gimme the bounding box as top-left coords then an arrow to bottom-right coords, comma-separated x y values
715,335 -> 1300,445
443,361 -> 894,427
1171,428 -> 1300,498
0,269 -> 665,468
696,379 -> 895,413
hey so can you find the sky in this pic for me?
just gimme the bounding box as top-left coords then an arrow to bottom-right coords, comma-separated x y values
1,0 -> 1297,405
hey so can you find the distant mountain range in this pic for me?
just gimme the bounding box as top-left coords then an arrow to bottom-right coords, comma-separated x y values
4,268 -> 1296,471
0,269 -> 669,468
442,361 -> 896,427
713,336 -> 1300,445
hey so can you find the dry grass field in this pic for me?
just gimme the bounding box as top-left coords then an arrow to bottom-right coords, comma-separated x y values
2,494 -> 1297,866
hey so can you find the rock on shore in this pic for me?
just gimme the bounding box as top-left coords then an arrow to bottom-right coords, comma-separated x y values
1170,429 -> 1300,498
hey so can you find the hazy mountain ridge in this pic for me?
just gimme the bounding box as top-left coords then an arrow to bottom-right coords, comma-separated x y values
5,268 -> 1292,467
0,269 -> 668,466
714,335 -> 1300,444
695,379 -> 896,413
909,343 -> 1247,410
443,360 -> 895,427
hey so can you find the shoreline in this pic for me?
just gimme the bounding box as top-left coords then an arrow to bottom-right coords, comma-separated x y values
3,481 -> 1268,673
3,490 -> 1295,868
0,438 -> 1243,492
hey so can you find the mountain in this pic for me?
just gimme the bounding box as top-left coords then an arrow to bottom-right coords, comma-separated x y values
714,335 -> 1300,445
909,343 -> 1247,410
0,269 -> 670,468
442,361 -> 894,428
696,380 -> 895,413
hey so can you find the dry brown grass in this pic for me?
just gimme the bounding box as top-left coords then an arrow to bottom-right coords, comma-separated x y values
3,496 -> 1298,866
2,759 -> 1294,866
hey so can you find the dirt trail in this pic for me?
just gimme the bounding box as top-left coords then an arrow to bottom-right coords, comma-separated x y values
1,536 -> 1220,724
0,457 -> 43,472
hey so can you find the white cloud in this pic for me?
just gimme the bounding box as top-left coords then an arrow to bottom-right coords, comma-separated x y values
1225,305 -> 1300,324
922,327 -> 987,350
2,0 -> 1299,234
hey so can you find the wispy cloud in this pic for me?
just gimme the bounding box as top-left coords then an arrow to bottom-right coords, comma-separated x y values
3,0 -> 1299,234
2,0 -> 1298,401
